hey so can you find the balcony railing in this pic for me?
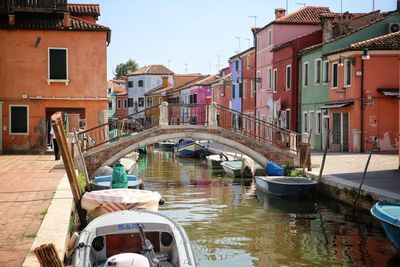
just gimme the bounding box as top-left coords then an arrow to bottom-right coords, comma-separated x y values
3,0 -> 67,13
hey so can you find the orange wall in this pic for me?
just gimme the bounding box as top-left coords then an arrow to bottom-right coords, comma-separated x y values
329,54 -> 399,152
0,29 -> 108,152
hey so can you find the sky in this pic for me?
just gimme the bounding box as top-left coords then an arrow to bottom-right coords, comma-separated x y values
69,0 -> 397,79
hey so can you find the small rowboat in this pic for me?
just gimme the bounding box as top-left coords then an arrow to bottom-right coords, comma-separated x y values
371,201 -> 400,249
176,139 -> 208,158
81,189 -> 162,218
255,176 -> 318,198
91,175 -> 144,190
69,210 -> 196,267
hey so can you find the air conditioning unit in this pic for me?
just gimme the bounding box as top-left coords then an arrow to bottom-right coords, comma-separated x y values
388,22 -> 400,33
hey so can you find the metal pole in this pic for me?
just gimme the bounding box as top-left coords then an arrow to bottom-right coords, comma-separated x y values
353,137 -> 378,211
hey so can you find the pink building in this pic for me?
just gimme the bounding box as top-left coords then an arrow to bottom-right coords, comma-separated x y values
254,6 -> 330,132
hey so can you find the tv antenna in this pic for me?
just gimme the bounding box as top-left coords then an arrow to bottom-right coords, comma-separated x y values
248,15 -> 257,27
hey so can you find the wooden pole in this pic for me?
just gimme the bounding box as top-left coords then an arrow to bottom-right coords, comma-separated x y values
302,129 -> 312,174
53,119 -> 87,227
73,129 -> 91,192
318,129 -> 331,181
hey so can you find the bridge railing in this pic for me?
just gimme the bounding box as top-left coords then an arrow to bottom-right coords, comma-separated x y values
76,106 -> 159,152
215,104 -> 301,152
168,103 -> 208,125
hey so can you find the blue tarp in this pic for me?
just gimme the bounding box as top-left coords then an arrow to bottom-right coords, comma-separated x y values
266,161 -> 284,176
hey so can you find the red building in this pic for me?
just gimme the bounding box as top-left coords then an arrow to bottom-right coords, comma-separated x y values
271,30 -> 322,131
241,47 -> 256,134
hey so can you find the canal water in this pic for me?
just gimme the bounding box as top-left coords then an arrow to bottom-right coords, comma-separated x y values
131,147 -> 399,267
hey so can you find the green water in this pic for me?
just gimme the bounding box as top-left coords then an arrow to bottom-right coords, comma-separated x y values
132,149 -> 399,267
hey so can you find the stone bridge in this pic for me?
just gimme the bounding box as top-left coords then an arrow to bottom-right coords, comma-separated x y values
75,103 -> 304,178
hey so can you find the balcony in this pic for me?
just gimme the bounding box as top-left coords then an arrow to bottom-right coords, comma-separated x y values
1,0 -> 68,13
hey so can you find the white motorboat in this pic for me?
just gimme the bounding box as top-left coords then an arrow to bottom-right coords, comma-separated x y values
68,210 -> 196,267
81,189 -> 162,218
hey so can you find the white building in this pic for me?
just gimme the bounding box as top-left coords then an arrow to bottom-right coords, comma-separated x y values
127,65 -> 174,117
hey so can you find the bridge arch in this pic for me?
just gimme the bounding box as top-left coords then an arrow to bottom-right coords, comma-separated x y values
83,125 -> 299,178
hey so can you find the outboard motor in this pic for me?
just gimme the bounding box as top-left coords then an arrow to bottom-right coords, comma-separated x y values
105,253 -> 150,267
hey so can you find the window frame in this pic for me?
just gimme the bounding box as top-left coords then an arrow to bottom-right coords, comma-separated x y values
316,110 -> 322,134
138,80 -> 144,87
314,58 -> 322,85
117,99 -> 121,109
123,99 -> 127,109
267,30 -> 272,47
344,59 -> 352,87
332,62 -> 338,89
246,55 -> 250,69
47,47 -> 69,85
250,79 -> 255,97
268,67 -> 272,90
128,81 -> 133,88
256,71 -> 260,91
243,80 -> 247,98
273,68 -> 277,93
302,111 -> 308,133
322,60 -> 329,84
286,64 -> 291,91
9,105 -> 29,135
138,97 -> 144,107
303,62 -> 309,87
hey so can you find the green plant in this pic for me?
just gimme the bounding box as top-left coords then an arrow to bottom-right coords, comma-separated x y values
284,164 -> 304,177
77,172 -> 87,194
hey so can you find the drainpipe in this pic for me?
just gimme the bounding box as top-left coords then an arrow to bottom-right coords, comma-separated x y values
360,57 -> 365,153
253,31 -> 258,133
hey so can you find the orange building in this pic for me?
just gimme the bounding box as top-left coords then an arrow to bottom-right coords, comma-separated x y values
325,32 -> 399,153
0,1 -> 110,153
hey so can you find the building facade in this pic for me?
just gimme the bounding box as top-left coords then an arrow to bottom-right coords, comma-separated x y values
0,2 -> 110,153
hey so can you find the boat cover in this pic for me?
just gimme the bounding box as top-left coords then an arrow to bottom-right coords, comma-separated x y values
81,189 -> 161,218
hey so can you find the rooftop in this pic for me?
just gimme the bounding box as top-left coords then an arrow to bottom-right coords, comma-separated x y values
67,4 -> 100,17
127,65 -> 174,76
274,6 -> 330,24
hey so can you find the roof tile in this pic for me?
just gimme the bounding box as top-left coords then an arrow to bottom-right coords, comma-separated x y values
350,31 -> 400,50
67,4 -> 100,16
275,6 -> 330,24
127,65 -> 174,76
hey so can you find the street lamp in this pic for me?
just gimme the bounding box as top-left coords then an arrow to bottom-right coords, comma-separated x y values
362,48 -> 370,60
338,55 -> 344,66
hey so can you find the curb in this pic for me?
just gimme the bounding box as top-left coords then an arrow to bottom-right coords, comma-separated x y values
22,174 -> 73,266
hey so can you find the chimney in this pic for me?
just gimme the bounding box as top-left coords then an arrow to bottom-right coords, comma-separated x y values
274,8 -> 286,19
8,14 -> 15,27
63,13 -> 70,28
162,76 -> 169,88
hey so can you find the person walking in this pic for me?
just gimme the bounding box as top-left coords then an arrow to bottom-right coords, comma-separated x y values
50,113 -> 61,160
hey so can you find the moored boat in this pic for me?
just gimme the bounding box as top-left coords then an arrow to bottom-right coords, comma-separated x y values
91,175 -> 144,190
220,160 -> 253,178
69,210 -> 196,267
371,201 -> 400,249
81,189 -> 162,218
255,176 -> 318,198
159,140 -> 176,150
176,139 -> 208,158
206,153 -> 232,169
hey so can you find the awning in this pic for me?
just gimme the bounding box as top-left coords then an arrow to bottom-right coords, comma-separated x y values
320,100 -> 354,109
377,88 -> 399,97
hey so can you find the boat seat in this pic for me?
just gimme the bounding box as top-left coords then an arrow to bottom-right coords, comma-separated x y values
105,232 -> 160,257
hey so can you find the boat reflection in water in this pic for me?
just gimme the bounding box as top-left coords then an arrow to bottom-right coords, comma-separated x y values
256,189 -> 316,214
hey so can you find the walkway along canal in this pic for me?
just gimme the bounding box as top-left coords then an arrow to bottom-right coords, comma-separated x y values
132,147 -> 399,267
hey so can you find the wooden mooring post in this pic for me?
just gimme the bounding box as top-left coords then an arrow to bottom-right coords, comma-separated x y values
52,119 -> 87,228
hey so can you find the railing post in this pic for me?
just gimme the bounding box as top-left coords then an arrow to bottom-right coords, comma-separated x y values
208,102 -> 218,126
159,101 -> 169,126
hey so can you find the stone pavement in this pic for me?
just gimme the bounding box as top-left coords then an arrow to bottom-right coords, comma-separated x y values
307,152 -> 400,201
0,155 -> 65,267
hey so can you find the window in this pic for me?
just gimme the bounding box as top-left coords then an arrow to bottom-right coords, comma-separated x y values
268,67 -> 272,89
273,69 -> 277,93
285,109 -> 290,130
239,83 -> 243,98
344,59 -> 351,86
302,111 -> 308,133
128,98 -> 133,107
303,62 -> 309,87
256,71 -> 260,91
235,61 -> 239,71
246,55 -> 250,69
250,79 -> 255,97
117,99 -> 121,109
315,59 -> 321,84
243,80 -> 247,97
138,97 -> 144,107
138,80 -> 144,87
48,48 -> 68,82
10,105 -> 28,134
286,65 -> 291,90
232,84 -> 236,98
190,94 -> 197,104
123,99 -> 127,109
128,81 -> 133,88
108,101 -> 112,109
316,111 -> 322,134
257,36 -> 260,51
268,30 -> 272,46
332,62 -> 338,88
323,60 -> 329,84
